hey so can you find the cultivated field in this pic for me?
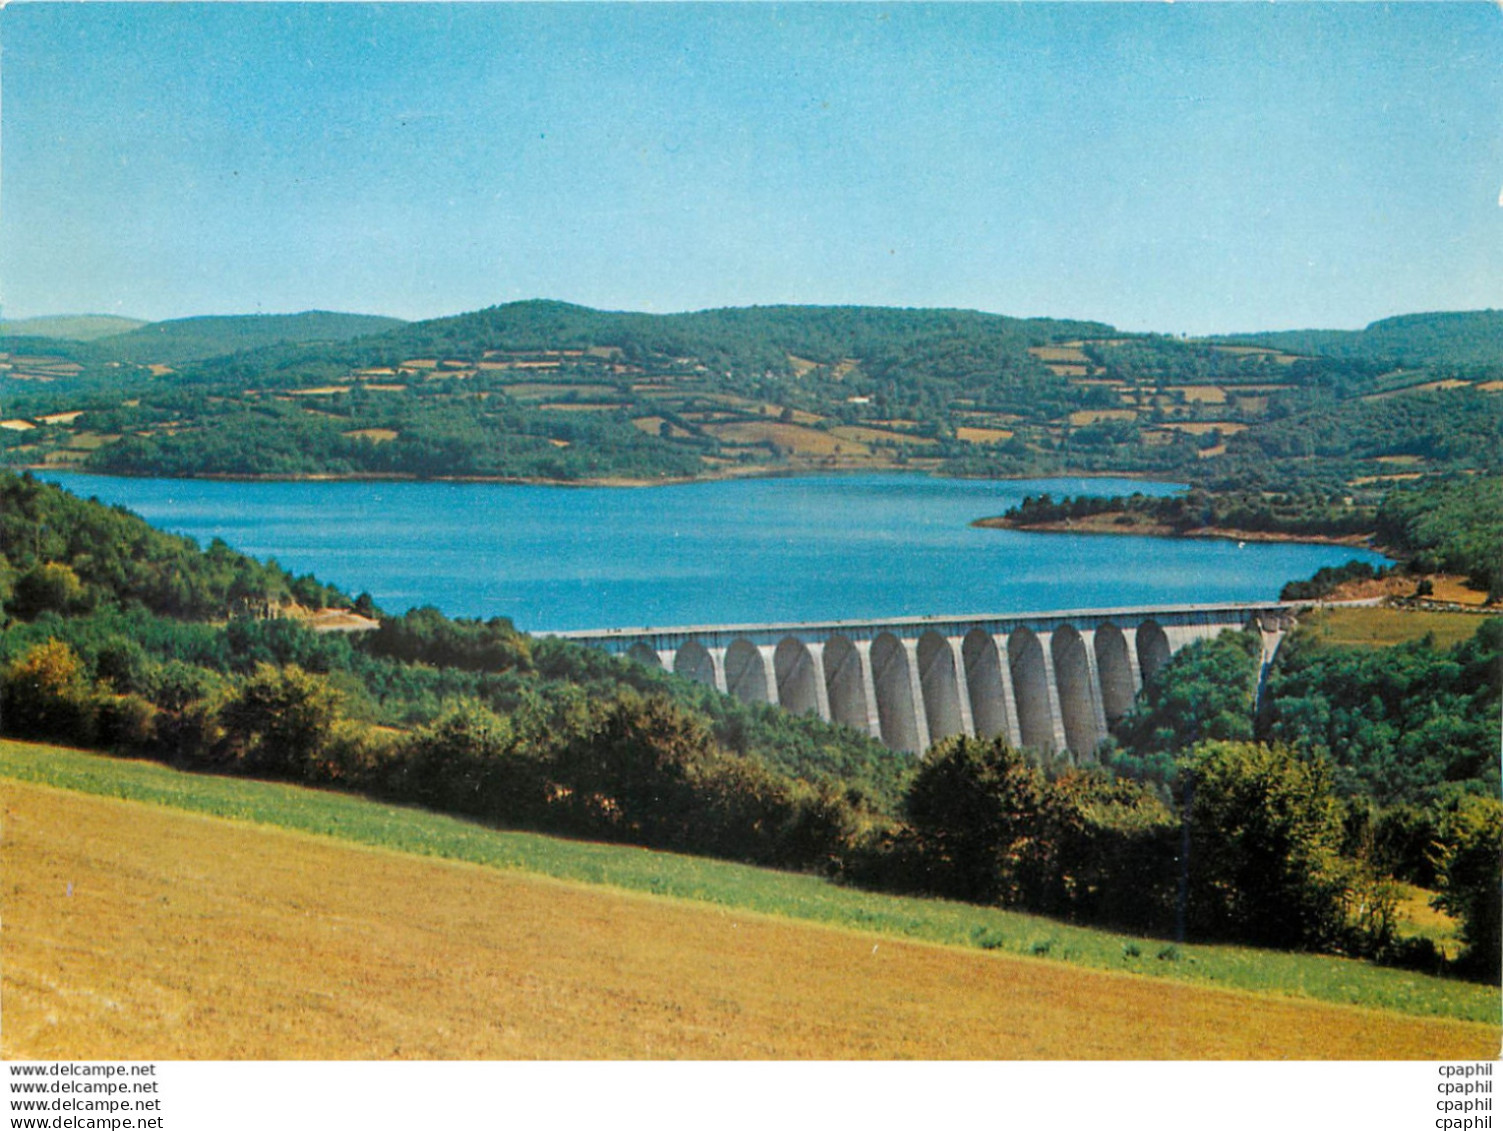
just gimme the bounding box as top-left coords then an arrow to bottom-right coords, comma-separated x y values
955,426 -> 1015,444
2,743 -> 1498,1060
1067,409 -> 1136,426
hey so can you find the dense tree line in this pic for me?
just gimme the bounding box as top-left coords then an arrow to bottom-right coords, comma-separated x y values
84,395 -> 706,482
1221,310 -> 1503,369
1376,476 -> 1503,599
1002,488 -> 1376,538
0,636 -> 866,870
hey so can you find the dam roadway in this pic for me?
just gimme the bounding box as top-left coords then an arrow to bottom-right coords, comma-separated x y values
546,601 -> 1300,755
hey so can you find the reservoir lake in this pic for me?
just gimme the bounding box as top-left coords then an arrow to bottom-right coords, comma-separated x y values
44,472 -> 1389,633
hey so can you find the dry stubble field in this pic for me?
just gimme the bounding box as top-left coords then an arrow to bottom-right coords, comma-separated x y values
4,781 -> 1496,1061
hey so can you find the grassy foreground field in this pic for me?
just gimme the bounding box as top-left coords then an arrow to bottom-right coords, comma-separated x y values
2,741 -> 1498,1058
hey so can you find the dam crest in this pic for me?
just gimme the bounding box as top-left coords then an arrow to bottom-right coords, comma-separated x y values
548,602 -> 1298,755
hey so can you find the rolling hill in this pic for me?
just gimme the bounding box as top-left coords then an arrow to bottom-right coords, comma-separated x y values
1,301 -> 1498,493
88,310 -> 408,365
1219,309 -> 1503,368
0,314 -> 148,341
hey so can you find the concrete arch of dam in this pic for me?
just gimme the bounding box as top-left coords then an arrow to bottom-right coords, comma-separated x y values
550,602 -> 1297,756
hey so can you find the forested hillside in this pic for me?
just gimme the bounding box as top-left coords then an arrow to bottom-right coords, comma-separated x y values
1375,476 -> 1503,599
1101,617 -> 1500,972
4,301 -> 1499,489
1220,310 -> 1503,368
85,311 -> 408,366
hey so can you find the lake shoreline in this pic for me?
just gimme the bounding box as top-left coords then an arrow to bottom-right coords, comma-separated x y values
21,461 -> 1187,491
972,512 -> 1382,550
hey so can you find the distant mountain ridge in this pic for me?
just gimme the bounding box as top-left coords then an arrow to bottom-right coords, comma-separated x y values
1218,310 -> 1503,368
369,299 -> 1118,375
0,315 -> 148,341
90,311 -> 408,366
12,302 -> 1501,371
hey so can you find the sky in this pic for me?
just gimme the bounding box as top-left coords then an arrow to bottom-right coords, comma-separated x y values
3,2 -> 1501,334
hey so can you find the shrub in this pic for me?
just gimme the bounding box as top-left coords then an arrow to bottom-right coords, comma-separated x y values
95,693 -> 158,752
216,663 -> 343,779
385,701 -> 537,817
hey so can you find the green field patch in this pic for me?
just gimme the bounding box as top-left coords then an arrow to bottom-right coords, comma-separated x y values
497,382 -> 619,399
827,424 -> 934,446
630,416 -> 695,440
1395,884 -> 1464,962
63,432 -> 121,451
343,428 -> 399,443
1303,608 -> 1495,650
1028,345 -> 1089,363
1,741 -> 1495,1027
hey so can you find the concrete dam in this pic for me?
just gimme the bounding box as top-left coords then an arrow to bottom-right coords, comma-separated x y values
549,602 -> 1297,755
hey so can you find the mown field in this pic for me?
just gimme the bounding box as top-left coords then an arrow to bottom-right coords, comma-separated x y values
2,741 -> 1497,1060
1303,606 -> 1495,650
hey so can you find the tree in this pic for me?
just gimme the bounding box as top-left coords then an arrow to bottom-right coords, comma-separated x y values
1046,770 -> 1178,930
391,701 -> 532,817
902,734 -> 1181,925
1433,796 -> 1503,979
9,562 -> 90,620
1111,629 -> 1261,768
903,734 -> 1053,906
548,693 -> 717,846
0,638 -> 96,743
217,663 -> 342,778
1179,740 -> 1351,949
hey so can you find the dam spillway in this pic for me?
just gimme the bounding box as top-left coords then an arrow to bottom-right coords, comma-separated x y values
546,601 -> 1297,755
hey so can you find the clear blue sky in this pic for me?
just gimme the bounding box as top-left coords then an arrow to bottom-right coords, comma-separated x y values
4,2 -> 1500,334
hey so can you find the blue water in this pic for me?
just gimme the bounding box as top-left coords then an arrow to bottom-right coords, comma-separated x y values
42,472 -> 1389,632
